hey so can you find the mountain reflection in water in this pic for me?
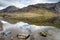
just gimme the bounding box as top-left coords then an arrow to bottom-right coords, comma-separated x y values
0,20 -> 60,40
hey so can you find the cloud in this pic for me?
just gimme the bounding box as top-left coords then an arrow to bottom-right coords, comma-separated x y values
11,1 -> 27,8
27,0 -> 60,4
0,0 -> 60,10
0,7 -> 5,10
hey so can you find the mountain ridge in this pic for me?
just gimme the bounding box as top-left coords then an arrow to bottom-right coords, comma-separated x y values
0,6 -> 19,13
0,2 -> 60,13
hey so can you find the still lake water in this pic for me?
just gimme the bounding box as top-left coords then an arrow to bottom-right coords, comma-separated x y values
1,20 -> 60,40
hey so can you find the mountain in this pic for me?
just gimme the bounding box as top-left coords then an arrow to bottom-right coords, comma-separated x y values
55,2 -> 60,13
0,2 -> 60,13
19,3 -> 56,12
0,6 -> 19,13
19,2 -> 60,13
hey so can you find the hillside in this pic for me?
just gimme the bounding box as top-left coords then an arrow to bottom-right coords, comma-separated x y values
0,6 -> 19,13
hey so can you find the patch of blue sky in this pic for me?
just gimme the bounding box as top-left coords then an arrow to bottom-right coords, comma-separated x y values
19,0 -> 31,5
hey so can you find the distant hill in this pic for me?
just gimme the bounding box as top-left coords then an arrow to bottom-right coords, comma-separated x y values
0,6 -> 19,13
0,2 -> 60,13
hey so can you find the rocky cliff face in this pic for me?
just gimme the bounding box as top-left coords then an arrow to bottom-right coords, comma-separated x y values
55,2 -> 60,13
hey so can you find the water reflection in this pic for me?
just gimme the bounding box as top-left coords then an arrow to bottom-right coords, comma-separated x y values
0,20 -> 60,40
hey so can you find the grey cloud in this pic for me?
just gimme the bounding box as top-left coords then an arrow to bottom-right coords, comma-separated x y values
0,0 -> 9,6
47,0 -> 60,2
0,3 -> 6,7
0,3 -> 8,7
27,0 -> 60,2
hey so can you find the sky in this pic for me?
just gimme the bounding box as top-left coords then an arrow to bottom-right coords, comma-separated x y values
0,0 -> 60,10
